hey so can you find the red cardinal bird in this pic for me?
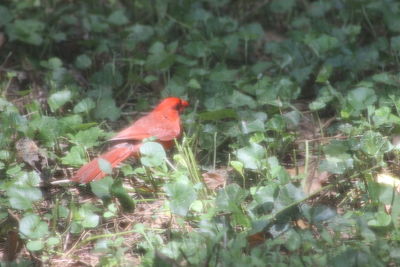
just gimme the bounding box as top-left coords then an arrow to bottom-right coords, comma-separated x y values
71,97 -> 189,183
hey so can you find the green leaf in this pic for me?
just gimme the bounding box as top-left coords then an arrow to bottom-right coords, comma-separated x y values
126,24 -> 154,43
270,0 -> 296,13
316,65 -> 333,83
155,0 -> 168,20
305,34 -> 339,55
373,106 -> 400,126
29,116 -> 60,147
19,214 -> 49,239
209,68 -> 238,82
6,19 -> 45,45
91,176 -> 113,198
187,78 -> 201,89
46,237 -> 61,247
94,98 -> 121,121
275,183 -> 305,209
372,72 -> 399,86
68,127 -> 107,148
108,10 -> 128,25
230,90 -> 257,108
27,240 -> 44,251
391,36 -> 400,51
239,23 -> 264,40
342,87 -> 377,117
311,205 -> 336,223
61,146 -> 86,167
59,114 -> 84,132
215,184 -> 249,226
360,131 -> 392,157
0,6 -> 12,26
75,54 -> 92,69
309,86 -> 335,111
251,185 -> 277,205
73,98 -> 96,113
48,90 -> 72,112
216,184 -> 248,212
368,211 -> 392,228
284,230 -> 301,251
76,204 -> 100,229
236,143 -> 265,170
319,155 -> 353,175
7,186 -> 42,210
164,180 -> 197,216
140,142 -> 166,167
98,158 -> 112,175
230,160 -> 244,176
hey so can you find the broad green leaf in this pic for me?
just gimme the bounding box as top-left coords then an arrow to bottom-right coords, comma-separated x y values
305,34 -> 339,55
209,68 -> 238,82
68,127 -> 106,148
91,176 -> 113,198
215,184 -> 248,212
251,185 -> 277,205
187,78 -> 201,89
29,116 -> 61,147
0,6 -> 12,26
319,154 -> 353,175
98,158 -> 112,175
316,65 -> 333,83
236,143 -> 265,170
230,90 -> 257,108
391,36 -> 400,51
275,183 -> 305,210
239,23 -> 264,40
284,230 -> 301,251
61,146 -> 86,167
59,114 -> 83,132
309,86 -> 335,111
27,240 -> 44,251
48,90 -> 72,112
184,41 -> 209,58
46,237 -> 61,247
7,186 -> 42,210
94,98 -> 121,121
6,19 -> 45,45
342,87 -> 377,117
164,180 -> 197,216
360,131 -> 392,157
21,171 -> 41,187
19,214 -> 49,239
108,10 -> 128,25
126,24 -> 154,43
230,160 -> 244,176
373,106 -> 400,126
372,72 -> 398,86
215,184 -> 249,226
75,54 -> 92,69
311,205 -> 337,223
90,63 -> 123,87
82,212 -> 99,228
75,204 -> 100,229
140,142 -> 166,167
368,211 -> 391,228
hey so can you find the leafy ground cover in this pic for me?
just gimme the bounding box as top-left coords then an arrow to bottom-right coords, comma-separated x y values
1,0 -> 400,266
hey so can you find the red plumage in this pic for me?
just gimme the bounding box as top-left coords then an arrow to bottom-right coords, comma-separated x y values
71,97 -> 189,183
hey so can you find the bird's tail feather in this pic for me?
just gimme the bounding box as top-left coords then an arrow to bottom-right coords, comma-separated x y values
71,143 -> 141,184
